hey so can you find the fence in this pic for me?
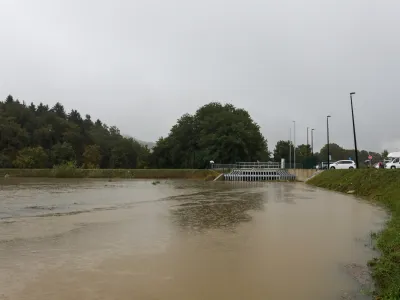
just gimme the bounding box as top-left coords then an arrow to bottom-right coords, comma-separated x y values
212,161 -> 281,170
211,162 -> 304,170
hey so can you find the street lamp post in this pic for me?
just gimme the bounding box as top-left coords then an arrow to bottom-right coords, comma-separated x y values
350,92 -> 359,168
293,121 -> 296,169
311,129 -> 315,154
327,116 -> 331,169
307,127 -> 309,156
289,128 -> 292,169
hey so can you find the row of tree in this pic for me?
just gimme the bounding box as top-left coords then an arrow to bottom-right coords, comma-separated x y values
1,95 -> 385,169
0,95 -> 150,169
272,140 -> 385,168
0,97 -> 269,169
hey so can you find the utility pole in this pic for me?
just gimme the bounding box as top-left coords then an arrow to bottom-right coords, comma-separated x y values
327,116 -> 331,168
307,127 -> 309,156
293,121 -> 296,169
350,92 -> 359,168
311,129 -> 315,154
289,128 -> 292,169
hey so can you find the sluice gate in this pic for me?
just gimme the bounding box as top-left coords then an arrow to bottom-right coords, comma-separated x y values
212,161 -> 296,182
224,169 -> 295,181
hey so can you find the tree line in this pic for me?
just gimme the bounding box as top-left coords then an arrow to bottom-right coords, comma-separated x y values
0,95 -> 150,169
272,140 -> 385,168
1,95 -> 384,169
1,97 -> 269,169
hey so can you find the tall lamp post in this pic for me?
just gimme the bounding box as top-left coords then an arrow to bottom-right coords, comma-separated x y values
311,128 -> 315,154
289,128 -> 292,169
307,127 -> 309,156
293,121 -> 296,169
327,116 -> 331,169
350,92 -> 359,168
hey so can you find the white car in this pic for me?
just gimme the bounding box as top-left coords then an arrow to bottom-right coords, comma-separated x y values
329,160 -> 356,169
385,157 -> 400,169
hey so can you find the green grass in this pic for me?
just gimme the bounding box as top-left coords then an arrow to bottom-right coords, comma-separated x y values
0,168 -> 220,180
308,169 -> 400,299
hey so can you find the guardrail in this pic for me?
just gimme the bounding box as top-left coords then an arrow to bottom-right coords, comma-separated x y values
212,162 -> 281,170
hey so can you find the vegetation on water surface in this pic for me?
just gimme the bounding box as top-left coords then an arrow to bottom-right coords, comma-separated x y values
307,170 -> 400,299
0,167 -> 219,179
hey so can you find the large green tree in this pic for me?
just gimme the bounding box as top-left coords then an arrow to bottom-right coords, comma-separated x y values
273,140 -> 292,162
51,142 -> 76,165
83,144 -> 101,168
273,141 -> 316,168
150,102 -> 269,168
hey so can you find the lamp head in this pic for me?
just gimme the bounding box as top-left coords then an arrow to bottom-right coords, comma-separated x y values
350,92 -> 356,95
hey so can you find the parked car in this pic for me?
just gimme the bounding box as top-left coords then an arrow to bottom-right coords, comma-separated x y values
373,161 -> 384,169
385,157 -> 400,169
329,160 -> 356,169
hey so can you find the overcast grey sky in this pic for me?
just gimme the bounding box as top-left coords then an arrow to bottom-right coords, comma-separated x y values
1,0 -> 399,153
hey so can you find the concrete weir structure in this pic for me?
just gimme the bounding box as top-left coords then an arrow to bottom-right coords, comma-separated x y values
213,162 -> 296,182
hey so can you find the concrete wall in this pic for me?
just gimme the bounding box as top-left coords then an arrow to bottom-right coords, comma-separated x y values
288,169 -> 319,182
213,173 -> 225,181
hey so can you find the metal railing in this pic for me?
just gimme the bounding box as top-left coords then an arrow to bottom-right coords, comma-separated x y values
236,161 -> 281,169
211,164 -> 237,170
212,161 -> 281,170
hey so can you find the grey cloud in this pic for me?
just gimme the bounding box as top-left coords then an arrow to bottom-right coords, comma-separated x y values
1,0 -> 399,153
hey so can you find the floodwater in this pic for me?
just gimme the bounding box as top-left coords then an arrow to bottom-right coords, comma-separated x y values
0,179 -> 386,300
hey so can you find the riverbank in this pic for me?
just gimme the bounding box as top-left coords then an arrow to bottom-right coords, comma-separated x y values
307,169 -> 400,299
0,168 -> 220,180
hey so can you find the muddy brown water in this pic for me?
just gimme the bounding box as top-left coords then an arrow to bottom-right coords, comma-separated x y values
0,178 -> 386,300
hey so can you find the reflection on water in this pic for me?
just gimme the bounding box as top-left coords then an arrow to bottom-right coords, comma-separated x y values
0,179 -> 387,300
170,189 -> 264,231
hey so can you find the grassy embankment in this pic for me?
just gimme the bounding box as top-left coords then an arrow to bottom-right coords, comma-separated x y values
0,168 -> 220,180
308,169 -> 400,299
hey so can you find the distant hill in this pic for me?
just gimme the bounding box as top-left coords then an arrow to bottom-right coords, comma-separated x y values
135,139 -> 156,149
123,135 -> 155,149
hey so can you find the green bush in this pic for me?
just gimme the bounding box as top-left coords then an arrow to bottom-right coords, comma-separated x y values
52,161 -> 81,178
13,147 -> 48,168
0,168 -> 220,180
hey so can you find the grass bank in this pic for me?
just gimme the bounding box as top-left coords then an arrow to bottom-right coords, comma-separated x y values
307,169 -> 400,299
0,168 -> 220,180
